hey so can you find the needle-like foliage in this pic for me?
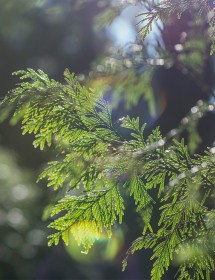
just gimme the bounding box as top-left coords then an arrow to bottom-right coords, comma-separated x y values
1,68 -> 215,279
1,0 -> 215,279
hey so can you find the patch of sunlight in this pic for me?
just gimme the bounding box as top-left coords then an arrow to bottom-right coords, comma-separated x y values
67,222 -> 124,263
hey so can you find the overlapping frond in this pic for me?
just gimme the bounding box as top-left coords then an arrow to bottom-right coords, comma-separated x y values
48,185 -> 124,252
137,0 -> 215,53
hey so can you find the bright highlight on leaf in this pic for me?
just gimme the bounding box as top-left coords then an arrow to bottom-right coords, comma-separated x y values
70,221 -> 101,254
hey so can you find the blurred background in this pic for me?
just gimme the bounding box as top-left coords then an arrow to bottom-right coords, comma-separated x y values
0,0 -> 214,279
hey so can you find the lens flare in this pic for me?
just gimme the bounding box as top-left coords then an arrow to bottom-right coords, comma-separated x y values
67,221 -> 124,263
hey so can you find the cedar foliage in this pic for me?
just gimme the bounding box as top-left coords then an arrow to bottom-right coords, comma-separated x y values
1,1 -> 215,279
